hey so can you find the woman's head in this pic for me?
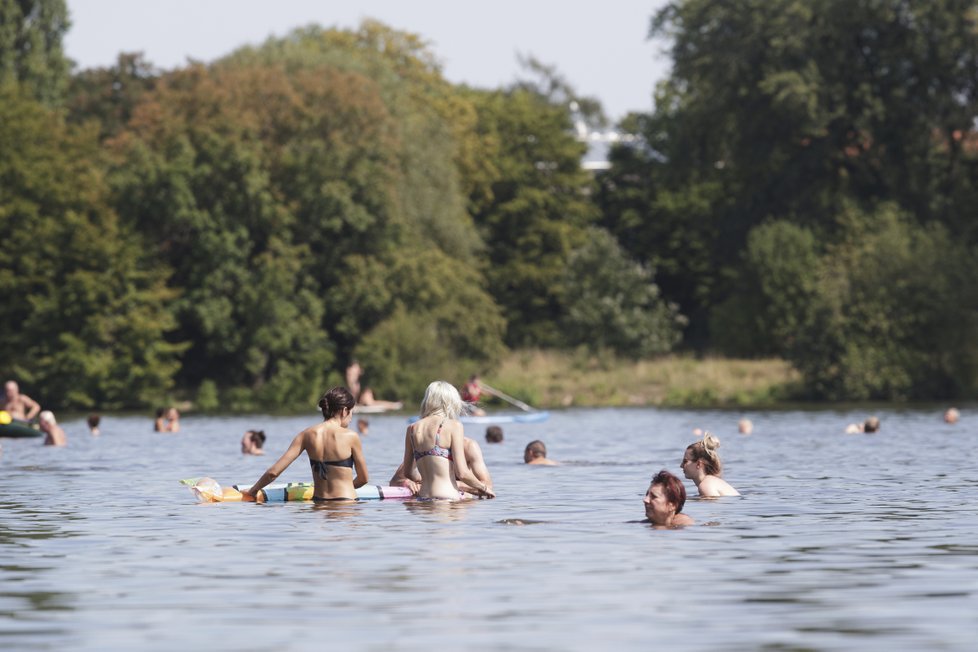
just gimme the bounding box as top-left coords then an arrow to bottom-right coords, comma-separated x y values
644,469 -> 687,524
248,430 -> 266,448
683,432 -> 723,477
419,380 -> 464,420
319,387 -> 356,420
524,440 -> 547,463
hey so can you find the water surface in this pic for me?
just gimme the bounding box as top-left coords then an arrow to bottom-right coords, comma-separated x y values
1,407 -> 975,650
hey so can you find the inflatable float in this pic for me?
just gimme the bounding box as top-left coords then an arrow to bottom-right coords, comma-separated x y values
407,411 -> 549,425
0,421 -> 41,438
182,477 -> 414,503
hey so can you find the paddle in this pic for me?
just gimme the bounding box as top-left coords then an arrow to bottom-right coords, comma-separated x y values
478,383 -> 534,412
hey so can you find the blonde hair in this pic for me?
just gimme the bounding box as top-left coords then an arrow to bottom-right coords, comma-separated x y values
686,431 -> 723,476
419,380 -> 464,420
39,410 -> 57,425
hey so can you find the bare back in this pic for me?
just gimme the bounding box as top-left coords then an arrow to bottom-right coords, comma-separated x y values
303,423 -> 362,500
403,416 -> 465,499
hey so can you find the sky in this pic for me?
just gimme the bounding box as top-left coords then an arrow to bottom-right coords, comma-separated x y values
63,0 -> 672,122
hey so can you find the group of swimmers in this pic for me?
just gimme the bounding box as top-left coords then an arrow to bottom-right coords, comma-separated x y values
0,379 -> 72,446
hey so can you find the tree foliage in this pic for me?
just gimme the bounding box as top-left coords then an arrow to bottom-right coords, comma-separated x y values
0,85 -> 182,408
0,0 -> 70,105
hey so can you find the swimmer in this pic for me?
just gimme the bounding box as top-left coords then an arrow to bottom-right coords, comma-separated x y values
154,407 -> 166,432
681,432 -> 740,497
944,408 -> 960,424
87,413 -> 101,436
738,418 -> 753,435
241,429 -> 266,455
357,418 -> 369,436
643,470 -> 694,527
399,380 -> 494,500
391,435 -> 493,497
485,425 -> 504,444
460,374 -> 486,416
38,410 -> 66,447
165,407 -> 180,433
524,440 -> 557,465
2,380 -> 41,422
241,387 -> 368,502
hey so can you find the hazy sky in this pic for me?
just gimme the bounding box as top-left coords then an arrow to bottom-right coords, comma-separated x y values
63,0 -> 672,121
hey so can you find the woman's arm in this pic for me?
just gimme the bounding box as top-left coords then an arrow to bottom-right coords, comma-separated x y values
350,432 -> 369,488
242,432 -> 305,497
451,426 -> 494,498
399,426 -> 418,493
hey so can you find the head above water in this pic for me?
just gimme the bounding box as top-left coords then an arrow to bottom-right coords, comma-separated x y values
647,469 -> 688,516
863,416 -> 880,433
419,380 -> 464,420
39,410 -> 56,426
485,425 -> 504,443
944,408 -> 960,424
524,440 -> 547,463
685,432 -> 723,477
318,387 -> 356,420
247,430 -> 266,447
87,414 -> 100,428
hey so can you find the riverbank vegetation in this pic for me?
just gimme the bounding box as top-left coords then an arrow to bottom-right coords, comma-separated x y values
3,1 -> 978,410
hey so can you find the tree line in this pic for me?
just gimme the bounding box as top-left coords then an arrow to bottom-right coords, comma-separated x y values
2,0 -> 977,409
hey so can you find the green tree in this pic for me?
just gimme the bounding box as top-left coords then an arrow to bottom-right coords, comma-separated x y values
66,52 -> 159,140
0,85 -> 182,408
0,0 -> 70,105
562,228 -> 685,357
466,87 -> 597,346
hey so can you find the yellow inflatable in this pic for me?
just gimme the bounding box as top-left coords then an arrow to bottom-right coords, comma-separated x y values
0,410 -> 11,425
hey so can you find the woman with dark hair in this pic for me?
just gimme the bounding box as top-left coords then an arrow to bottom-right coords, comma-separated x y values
241,387 -> 368,501
643,470 -> 694,527
681,432 -> 740,497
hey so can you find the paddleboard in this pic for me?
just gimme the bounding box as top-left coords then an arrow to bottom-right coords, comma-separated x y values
182,477 -> 413,503
0,421 -> 42,438
407,411 -> 549,425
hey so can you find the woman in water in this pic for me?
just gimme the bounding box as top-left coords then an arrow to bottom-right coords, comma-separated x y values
643,470 -> 694,527
681,432 -> 740,497
242,387 -> 368,501
400,380 -> 495,500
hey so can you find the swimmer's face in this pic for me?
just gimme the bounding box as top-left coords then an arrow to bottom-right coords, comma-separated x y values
680,451 -> 697,479
644,483 -> 675,525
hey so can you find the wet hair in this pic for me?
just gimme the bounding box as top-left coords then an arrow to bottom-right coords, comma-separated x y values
87,414 -> 101,428
318,387 -> 356,419
686,432 -> 723,476
651,469 -> 687,513
863,417 -> 880,433
248,430 -> 266,447
419,380 -> 464,420
156,407 -> 166,418
524,440 -> 547,461
485,425 -> 504,443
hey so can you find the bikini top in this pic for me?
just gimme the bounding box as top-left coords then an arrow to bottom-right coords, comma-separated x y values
309,455 -> 355,480
413,420 -> 453,462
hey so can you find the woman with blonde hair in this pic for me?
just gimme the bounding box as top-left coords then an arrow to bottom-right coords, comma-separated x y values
681,432 -> 740,497
400,380 -> 495,500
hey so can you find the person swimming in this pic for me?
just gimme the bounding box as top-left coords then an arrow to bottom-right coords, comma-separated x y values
399,380 -> 494,500
643,470 -> 694,528
241,387 -> 368,502
681,432 -> 740,497
524,440 -> 557,465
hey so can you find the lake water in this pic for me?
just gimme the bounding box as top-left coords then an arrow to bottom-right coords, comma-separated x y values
1,407 -> 976,651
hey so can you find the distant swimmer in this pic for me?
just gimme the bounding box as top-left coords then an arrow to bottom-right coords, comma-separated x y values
357,418 -> 369,436
241,430 -> 266,455
165,407 -> 181,433
846,416 -> 880,434
944,408 -> 960,424
2,380 -> 41,422
738,418 -> 753,435
154,407 -> 166,432
643,470 -> 694,528
485,425 -> 504,444
39,411 -> 66,447
681,432 -> 740,497
399,380 -> 494,500
524,440 -> 557,465
87,413 -> 101,436
241,387 -> 368,502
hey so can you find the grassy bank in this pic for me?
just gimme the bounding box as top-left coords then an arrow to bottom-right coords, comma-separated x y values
483,349 -> 802,409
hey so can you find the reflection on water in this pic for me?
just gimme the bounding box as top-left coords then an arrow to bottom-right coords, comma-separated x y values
0,408 -> 976,649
